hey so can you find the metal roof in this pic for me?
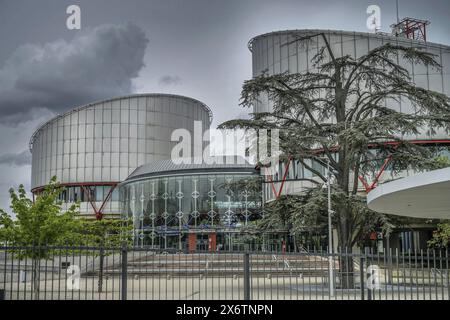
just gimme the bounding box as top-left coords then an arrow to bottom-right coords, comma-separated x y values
124,156 -> 258,182
29,93 -> 213,152
247,28 -> 450,52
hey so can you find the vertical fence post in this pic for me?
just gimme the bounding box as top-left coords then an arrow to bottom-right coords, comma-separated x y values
446,250 -> 450,301
243,252 -> 251,301
360,256 -> 365,300
98,247 -> 104,293
387,236 -> 393,285
365,248 -> 373,301
367,268 -> 373,301
121,244 -> 128,301
1,247 -> 7,301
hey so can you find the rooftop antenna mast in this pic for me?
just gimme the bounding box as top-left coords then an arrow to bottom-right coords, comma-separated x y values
391,0 -> 430,43
391,17 -> 430,42
391,0 -> 431,42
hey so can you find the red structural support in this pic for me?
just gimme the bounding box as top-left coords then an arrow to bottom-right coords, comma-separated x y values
358,155 -> 393,193
264,157 -> 293,199
32,181 -> 119,220
31,181 -> 120,193
314,140 -> 450,193
263,140 -> 450,196
97,184 -> 117,219
80,183 -> 118,220
312,140 -> 450,155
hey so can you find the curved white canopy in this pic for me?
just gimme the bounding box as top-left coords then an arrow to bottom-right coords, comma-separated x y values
367,168 -> 450,219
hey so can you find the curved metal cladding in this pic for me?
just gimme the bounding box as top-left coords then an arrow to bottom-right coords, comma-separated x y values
249,29 -> 450,139
248,29 -> 450,200
119,157 -> 262,249
29,94 -> 212,218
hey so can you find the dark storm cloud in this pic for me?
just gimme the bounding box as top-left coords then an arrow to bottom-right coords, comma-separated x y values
0,23 -> 149,125
0,150 -> 31,167
159,75 -> 182,86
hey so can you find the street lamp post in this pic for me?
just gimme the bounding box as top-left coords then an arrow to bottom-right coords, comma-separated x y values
325,159 -> 335,297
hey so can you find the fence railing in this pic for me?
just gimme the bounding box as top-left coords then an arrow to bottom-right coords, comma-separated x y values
0,246 -> 449,300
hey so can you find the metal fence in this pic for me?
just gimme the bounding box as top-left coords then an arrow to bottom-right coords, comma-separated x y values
0,246 -> 449,300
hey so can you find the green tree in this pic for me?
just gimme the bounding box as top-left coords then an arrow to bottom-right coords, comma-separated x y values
0,177 -> 81,297
428,223 -> 450,249
0,177 -> 132,296
220,33 -> 450,287
0,177 -> 80,247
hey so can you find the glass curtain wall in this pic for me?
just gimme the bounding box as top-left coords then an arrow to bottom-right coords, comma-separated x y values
121,173 -> 262,249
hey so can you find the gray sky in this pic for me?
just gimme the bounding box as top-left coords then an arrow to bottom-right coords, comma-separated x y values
0,0 -> 449,213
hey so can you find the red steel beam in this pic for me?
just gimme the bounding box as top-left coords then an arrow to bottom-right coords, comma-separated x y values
265,173 -> 279,199
32,182 -> 119,220
313,140 -> 450,193
260,139 -> 450,196
81,184 -> 118,220
97,184 -> 118,219
369,155 -> 393,190
31,181 -> 119,194
359,155 -> 394,193
277,158 -> 293,198
80,185 -> 100,219
264,157 -> 293,199
312,139 -> 450,155
358,175 -> 372,192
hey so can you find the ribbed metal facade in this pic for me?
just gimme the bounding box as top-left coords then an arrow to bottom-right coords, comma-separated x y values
29,94 -> 212,218
248,30 -> 450,200
249,29 -> 450,131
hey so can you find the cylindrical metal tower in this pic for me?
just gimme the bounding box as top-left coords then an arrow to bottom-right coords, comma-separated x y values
29,93 -> 212,219
248,29 -> 450,200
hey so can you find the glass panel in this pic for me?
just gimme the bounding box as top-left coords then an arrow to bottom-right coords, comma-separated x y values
85,138 -> 94,152
120,138 -> 128,152
111,138 -> 120,152
94,106 -> 103,124
103,108 -> 112,123
111,153 -> 119,167
103,138 -> 111,152
93,167 -> 101,180
112,109 -> 120,123
77,153 -> 85,167
102,167 -> 111,181
121,109 -> 129,123
94,153 -> 102,167
130,124 -> 137,138
130,109 -> 138,124
120,153 -> 128,167
85,109 -> 94,124
129,139 -> 137,153
102,123 -> 111,137
102,152 -> 111,167
96,186 -> 104,201
120,124 -> 129,137
112,124 -> 120,137
119,172 -> 262,248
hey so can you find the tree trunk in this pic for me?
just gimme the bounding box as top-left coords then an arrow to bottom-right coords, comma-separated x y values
32,258 -> 40,300
337,212 -> 356,289
98,247 -> 105,293
338,248 -> 355,289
